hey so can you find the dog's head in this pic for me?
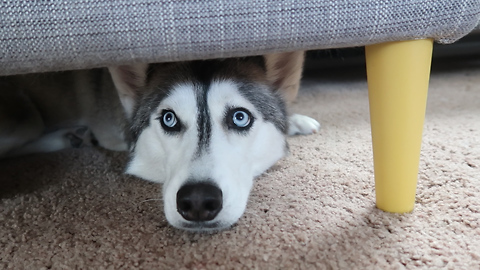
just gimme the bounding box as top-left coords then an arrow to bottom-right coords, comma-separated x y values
108,53 -> 304,232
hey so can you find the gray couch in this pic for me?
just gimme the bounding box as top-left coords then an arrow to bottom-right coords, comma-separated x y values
1,0 -> 479,76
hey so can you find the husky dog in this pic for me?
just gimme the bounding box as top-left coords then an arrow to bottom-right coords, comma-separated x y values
0,52 -> 320,232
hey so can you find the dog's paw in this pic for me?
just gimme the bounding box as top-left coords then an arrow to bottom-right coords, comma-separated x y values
288,114 -> 321,136
64,126 -> 93,148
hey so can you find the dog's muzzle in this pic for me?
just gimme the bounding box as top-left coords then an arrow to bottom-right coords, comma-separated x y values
176,182 -> 223,222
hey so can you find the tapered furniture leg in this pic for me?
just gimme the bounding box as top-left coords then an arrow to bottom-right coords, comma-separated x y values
365,39 -> 433,213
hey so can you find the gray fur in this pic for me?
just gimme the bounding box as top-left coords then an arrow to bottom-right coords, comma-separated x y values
235,81 -> 288,135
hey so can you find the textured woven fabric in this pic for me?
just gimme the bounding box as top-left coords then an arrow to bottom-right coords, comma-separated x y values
1,0 -> 480,75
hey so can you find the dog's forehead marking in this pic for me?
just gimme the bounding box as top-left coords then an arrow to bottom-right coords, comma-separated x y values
192,80 -> 252,161
194,81 -> 212,157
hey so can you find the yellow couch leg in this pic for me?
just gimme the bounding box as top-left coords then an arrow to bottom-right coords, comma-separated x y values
365,39 -> 433,213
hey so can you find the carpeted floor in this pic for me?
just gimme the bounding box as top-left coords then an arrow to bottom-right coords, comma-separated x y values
1,57 -> 479,269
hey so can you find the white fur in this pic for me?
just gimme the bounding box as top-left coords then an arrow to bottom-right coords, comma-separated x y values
127,81 -> 287,231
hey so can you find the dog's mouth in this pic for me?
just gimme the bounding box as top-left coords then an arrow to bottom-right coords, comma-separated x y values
177,221 -> 225,232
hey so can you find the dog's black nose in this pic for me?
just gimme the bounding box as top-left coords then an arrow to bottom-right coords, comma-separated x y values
176,182 -> 223,222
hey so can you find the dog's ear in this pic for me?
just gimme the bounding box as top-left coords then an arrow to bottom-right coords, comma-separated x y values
108,64 -> 149,117
264,51 -> 305,103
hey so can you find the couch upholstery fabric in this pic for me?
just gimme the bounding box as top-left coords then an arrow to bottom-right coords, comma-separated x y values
1,0 -> 479,76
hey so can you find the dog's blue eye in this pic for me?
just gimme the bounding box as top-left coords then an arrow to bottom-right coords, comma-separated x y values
233,111 -> 250,127
163,111 -> 177,127
159,110 -> 181,132
226,108 -> 254,131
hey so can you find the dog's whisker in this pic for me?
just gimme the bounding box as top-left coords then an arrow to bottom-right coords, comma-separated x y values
136,198 -> 162,205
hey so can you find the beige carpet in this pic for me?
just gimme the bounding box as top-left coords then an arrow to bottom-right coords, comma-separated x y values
1,58 -> 479,269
